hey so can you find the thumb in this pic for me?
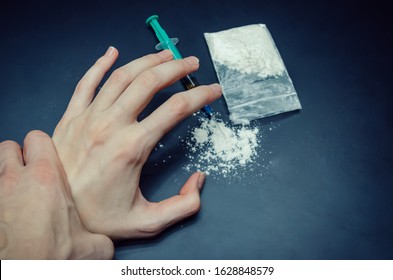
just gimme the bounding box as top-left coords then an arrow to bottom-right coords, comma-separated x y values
70,232 -> 114,260
143,172 -> 205,235
23,130 -> 58,165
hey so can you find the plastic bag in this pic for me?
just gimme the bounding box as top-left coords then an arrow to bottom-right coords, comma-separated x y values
204,24 -> 301,124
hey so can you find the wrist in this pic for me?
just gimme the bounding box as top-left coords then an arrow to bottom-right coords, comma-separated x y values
0,222 -> 70,259
0,223 -> 9,258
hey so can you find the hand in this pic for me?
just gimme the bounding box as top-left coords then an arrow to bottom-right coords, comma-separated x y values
52,47 -> 222,240
0,131 -> 114,259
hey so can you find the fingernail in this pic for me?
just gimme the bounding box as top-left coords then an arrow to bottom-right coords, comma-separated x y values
184,56 -> 199,66
157,49 -> 173,60
197,172 -> 206,190
104,46 -> 115,57
209,83 -> 222,94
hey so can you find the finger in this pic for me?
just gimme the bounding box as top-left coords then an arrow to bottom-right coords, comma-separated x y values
110,56 -> 200,121
141,83 -> 222,145
61,46 -> 118,122
0,140 -> 23,173
71,232 -> 114,260
92,50 -> 174,111
23,130 -> 59,166
143,172 -> 205,234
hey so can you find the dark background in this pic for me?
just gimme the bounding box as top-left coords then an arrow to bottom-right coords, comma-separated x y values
1,0 -> 392,259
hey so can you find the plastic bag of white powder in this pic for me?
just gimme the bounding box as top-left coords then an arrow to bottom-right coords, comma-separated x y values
204,24 -> 301,124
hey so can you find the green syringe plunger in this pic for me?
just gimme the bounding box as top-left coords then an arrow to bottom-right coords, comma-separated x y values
146,15 -> 214,118
146,15 -> 183,59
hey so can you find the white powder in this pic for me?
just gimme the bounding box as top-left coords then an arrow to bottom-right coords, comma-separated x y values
204,24 -> 285,78
204,24 -> 301,125
184,117 -> 259,177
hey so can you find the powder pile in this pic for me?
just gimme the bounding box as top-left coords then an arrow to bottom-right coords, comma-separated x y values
184,117 -> 259,177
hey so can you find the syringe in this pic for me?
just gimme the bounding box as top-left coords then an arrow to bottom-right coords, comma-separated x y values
146,15 -> 214,119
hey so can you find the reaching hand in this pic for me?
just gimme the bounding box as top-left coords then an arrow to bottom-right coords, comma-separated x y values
52,47 -> 222,240
0,131 -> 114,259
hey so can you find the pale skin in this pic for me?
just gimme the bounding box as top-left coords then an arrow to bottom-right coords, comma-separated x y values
0,131 -> 114,259
53,47 -> 222,240
0,47 -> 221,258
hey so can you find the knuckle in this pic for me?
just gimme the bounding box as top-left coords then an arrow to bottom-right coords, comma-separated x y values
0,140 -> 20,151
144,52 -> 164,64
91,55 -> 113,73
167,94 -> 191,119
180,58 -> 193,71
110,68 -> 131,84
25,130 -> 48,141
24,130 -> 50,151
74,79 -> 88,93
136,69 -> 160,90
94,56 -> 107,67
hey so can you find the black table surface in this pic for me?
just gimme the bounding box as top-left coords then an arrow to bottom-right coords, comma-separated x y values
1,0 -> 392,259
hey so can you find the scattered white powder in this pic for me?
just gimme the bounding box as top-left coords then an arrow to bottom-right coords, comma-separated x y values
204,24 -> 285,78
154,142 -> 165,152
184,117 -> 259,177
